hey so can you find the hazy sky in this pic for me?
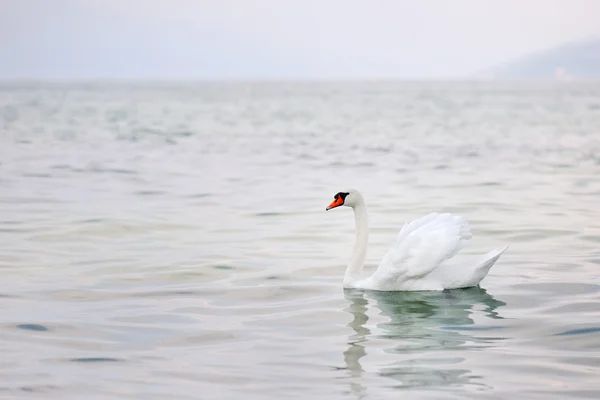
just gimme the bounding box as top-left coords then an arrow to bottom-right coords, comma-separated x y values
1,0 -> 599,79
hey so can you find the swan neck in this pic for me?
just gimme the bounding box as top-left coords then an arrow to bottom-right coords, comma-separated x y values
344,201 -> 369,286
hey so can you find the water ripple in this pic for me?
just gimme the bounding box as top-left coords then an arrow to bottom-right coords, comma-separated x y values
1,81 -> 600,399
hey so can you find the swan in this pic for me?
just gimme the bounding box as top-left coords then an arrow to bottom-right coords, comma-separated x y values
326,189 -> 508,291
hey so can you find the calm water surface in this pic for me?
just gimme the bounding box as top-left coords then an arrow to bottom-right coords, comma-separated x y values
1,81 -> 600,399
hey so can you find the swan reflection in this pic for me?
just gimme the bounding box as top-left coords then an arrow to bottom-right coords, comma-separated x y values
342,287 -> 506,394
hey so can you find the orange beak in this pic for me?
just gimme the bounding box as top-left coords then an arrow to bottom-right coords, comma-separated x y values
326,197 -> 344,211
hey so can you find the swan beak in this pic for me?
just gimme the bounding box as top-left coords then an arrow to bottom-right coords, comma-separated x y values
326,197 -> 344,211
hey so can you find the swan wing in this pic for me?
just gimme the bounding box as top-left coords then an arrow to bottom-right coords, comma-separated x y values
367,213 -> 472,289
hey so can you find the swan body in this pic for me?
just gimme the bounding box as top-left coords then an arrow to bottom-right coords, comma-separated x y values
326,189 -> 507,291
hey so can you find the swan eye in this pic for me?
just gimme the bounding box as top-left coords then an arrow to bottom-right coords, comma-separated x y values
336,192 -> 349,201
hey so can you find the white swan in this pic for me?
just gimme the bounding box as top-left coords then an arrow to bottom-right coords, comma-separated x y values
326,189 -> 508,291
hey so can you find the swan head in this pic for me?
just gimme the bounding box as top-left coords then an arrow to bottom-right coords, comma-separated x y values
326,189 -> 362,210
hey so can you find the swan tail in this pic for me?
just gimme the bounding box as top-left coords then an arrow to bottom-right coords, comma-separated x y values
466,245 -> 509,287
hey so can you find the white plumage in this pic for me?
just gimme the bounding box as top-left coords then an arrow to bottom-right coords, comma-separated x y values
326,189 -> 508,291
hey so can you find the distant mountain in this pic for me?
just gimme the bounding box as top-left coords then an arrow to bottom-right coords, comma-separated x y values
478,38 -> 600,79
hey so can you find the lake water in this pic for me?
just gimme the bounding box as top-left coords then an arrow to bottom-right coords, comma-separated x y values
1,81 -> 600,399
